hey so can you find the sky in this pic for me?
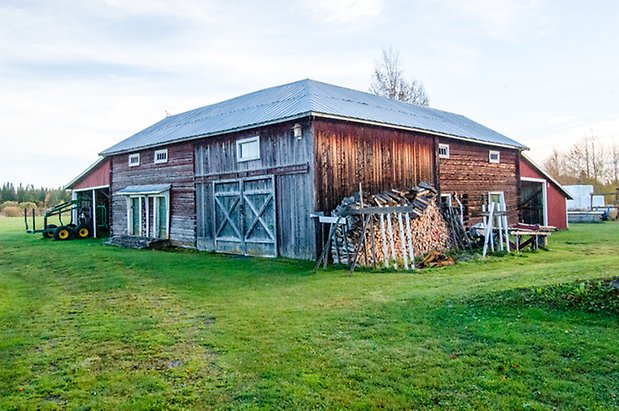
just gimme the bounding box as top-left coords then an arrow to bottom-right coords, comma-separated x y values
1,0 -> 617,187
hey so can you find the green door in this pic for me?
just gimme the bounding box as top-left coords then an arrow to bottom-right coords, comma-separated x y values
131,197 -> 140,235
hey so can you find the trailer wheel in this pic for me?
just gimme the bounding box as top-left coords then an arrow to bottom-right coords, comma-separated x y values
42,224 -> 57,239
75,224 -> 92,239
53,226 -> 73,241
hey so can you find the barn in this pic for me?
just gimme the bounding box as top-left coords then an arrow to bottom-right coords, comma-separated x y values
87,79 -> 528,259
519,154 -> 572,229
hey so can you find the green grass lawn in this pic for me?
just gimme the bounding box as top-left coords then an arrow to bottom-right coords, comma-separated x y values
0,216 -> 617,410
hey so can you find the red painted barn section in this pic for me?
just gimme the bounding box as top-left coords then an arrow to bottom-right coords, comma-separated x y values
65,157 -> 113,239
68,158 -> 111,190
520,156 -> 571,230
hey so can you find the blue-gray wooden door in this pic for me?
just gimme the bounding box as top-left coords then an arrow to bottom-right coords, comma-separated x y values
212,175 -> 276,257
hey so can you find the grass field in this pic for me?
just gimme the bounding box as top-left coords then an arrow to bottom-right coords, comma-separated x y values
0,216 -> 617,410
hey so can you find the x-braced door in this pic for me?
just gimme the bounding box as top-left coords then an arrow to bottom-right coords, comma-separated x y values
213,175 -> 276,257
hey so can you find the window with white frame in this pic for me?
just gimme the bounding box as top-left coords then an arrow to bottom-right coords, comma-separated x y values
488,191 -> 505,208
438,144 -> 450,159
126,192 -> 170,238
128,196 -> 142,235
488,191 -> 505,226
154,149 -> 168,164
236,136 -> 260,162
489,150 -> 500,163
128,153 -> 140,167
440,193 -> 452,206
154,196 -> 169,239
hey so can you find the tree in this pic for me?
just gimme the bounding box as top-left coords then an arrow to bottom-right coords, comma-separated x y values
543,148 -> 565,180
611,140 -> 618,185
369,47 -> 430,106
544,134 -> 616,186
0,183 -> 16,203
558,133 -> 609,184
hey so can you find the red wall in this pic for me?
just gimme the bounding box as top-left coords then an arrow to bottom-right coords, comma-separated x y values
520,159 -> 568,229
72,158 -> 111,190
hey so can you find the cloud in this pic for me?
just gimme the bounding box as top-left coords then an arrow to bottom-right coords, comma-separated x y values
427,0 -> 551,42
545,116 -> 577,126
101,0 -> 217,23
525,114 -> 619,163
300,0 -> 383,23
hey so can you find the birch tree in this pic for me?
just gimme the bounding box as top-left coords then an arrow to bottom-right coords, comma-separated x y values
370,47 -> 430,106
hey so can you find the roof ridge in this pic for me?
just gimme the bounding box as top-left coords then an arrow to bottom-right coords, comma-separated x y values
101,78 -> 527,155
134,93 -> 308,138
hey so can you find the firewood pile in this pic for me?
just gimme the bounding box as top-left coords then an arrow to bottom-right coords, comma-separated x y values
420,250 -> 456,268
330,182 -> 452,267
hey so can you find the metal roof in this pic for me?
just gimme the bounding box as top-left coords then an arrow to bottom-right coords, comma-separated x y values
115,184 -> 171,195
101,79 -> 527,155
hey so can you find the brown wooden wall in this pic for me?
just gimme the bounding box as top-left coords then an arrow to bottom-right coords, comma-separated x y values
194,120 -> 315,259
437,138 -> 520,225
313,118 -> 435,212
111,142 -> 195,247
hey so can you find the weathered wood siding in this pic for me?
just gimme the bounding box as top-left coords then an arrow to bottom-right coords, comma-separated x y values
111,142 -> 195,247
194,119 -> 315,259
71,158 -> 111,190
313,118 -> 435,212
438,138 -> 520,224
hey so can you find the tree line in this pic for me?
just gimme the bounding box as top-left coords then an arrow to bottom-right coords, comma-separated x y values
0,182 -> 70,216
543,134 -> 619,197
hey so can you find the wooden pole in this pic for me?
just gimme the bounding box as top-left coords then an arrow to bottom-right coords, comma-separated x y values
369,214 -> 377,268
502,201 -> 510,253
359,183 -> 369,267
482,202 -> 495,257
342,220 -> 350,265
386,213 -> 398,270
397,213 -> 409,270
379,212 -> 389,268
333,225 -> 341,264
314,222 -> 334,272
349,215 -> 370,273
405,212 -> 415,269
489,202 -> 495,253
496,202 -> 504,252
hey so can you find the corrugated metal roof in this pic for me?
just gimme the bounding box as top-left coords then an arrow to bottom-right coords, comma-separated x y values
101,79 -> 527,155
115,184 -> 171,195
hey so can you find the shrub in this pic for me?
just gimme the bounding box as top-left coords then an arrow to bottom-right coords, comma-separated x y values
0,201 -> 18,210
1,206 -> 24,217
470,277 -> 619,314
19,202 -> 37,210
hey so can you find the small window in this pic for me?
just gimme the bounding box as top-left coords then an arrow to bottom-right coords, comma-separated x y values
487,191 -> 506,227
128,153 -> 140,167
438,144 -> 450,159
489,150 -> 500,163
440,193 -> 452,206
154,149 -> 168,164
237,136 -> 260,162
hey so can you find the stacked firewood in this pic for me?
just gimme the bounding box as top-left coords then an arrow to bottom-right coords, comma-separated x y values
421,250 -> 456,268
330,183 -> 452,267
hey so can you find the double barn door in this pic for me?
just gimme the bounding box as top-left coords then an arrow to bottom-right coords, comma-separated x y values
212,175 -> 276,257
